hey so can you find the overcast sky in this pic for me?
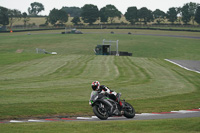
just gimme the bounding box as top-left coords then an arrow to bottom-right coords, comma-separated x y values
1,0 -> 200,15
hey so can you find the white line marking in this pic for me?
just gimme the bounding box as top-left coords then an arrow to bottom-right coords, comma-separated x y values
10,120 -> 25,123
28,119 -> 46,122
165,59 -> 200,74
77,117 -> 93,120
91,116 -> 98,119
135,114 -> 143,116
171,110 -> 200,113
139,113 -> 161,115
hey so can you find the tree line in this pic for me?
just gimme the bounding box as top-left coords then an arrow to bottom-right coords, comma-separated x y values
1,2 -> 200,29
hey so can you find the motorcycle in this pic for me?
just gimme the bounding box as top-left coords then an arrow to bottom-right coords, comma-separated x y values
89,91 -> 135,120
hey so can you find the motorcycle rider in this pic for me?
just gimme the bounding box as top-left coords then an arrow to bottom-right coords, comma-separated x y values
90,81 -> 124,114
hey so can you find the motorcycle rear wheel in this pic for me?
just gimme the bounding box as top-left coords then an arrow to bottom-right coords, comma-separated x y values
93,104 -> 109,120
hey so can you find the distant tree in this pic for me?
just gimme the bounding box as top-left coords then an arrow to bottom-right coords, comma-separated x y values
48,8 -> 68,25
181,4 -> 192,24
138,7 -> 153,24
176,7 -> 182,24
71,16 -> 81,25
0,6 -> 9,26
99,7 -> 108,23
28,2 -> 44,16
81,4 -> 99,25
195,6 -> 200,24
124,6 -> 138,24
187,2 -> 200,25
166,7 -> 178,24
100,4 -> 121,23
153,9 -> 166,24
176,7 -> 182,15
8,9 -> 21,28
61,7 -> 81,17
22,12 -> 30,27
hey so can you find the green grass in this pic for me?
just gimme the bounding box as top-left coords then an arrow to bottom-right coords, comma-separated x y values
0,53 -> 47,65
0,29 -> 200,120
0,117 -> 200,133
0,55 -> 199,119
1,29 -> 200,59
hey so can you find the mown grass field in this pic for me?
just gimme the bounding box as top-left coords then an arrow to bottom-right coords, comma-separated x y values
0,29 -> 200,132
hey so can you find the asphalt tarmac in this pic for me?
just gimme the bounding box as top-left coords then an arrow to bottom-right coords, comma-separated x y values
165,59 -> 200,73
0,109 -> 199,123
76,108 -> 200,121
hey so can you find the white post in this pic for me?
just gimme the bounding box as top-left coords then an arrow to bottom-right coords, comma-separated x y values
103,39 -> 105,45
116,40 -> 119,56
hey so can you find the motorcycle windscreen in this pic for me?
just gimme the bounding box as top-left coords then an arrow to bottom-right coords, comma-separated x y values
90,91 -> 98,100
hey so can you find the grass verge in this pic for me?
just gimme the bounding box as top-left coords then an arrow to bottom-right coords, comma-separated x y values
0,117 -> 200,133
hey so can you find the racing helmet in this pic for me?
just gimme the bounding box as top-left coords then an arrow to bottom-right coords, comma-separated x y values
91,81 -> 100,90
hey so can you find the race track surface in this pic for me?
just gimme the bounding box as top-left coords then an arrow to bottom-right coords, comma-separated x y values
133,33 -> 200,39
0,109 -> 200,123
84,32 -> 200,40
165,59 -> 200,74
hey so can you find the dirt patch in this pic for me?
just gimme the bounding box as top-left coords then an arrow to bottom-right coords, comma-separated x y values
16,49 -> 24,53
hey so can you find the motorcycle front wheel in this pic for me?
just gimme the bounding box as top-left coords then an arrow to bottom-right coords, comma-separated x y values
123,102 -> 135,118
93,104 -> 109,120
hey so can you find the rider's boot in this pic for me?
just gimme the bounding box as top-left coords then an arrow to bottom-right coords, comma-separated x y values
113,109 -> 120,115
119,101 -> 125,115
120,110 -> 124,115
